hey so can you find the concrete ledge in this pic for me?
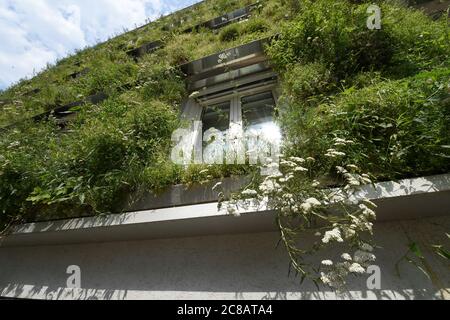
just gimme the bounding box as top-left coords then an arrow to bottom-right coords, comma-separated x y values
1,173 -> 449,247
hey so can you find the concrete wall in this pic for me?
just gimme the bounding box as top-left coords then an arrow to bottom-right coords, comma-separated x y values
0,216 -> 449,300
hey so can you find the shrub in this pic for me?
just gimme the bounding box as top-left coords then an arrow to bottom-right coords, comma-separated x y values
219,24 -> 240,42
268,1 -> 449,81
138,64 -> 186,104
240,17 -> 269,34
281,68 -> 450,180
282,62 -> 333,100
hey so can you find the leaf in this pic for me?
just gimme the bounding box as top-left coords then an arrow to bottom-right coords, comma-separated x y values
432,245 -> 450,261
409,242 -> 424,259
300,273 -> 306,285
405,256 -> 431,280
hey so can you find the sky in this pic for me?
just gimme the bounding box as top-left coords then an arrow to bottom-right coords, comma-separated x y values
0,0 -> 201,90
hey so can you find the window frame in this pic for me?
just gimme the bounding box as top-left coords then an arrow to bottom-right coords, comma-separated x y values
198,84 -> 280,131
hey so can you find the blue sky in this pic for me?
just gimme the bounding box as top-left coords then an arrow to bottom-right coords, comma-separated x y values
0,0 -> 201,90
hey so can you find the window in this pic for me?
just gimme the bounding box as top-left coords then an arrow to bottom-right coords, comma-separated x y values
200,88 -> 280,140
179,86 -> 280,166
241,91 -> 276,129
179,39 -> 279,166
201,101 -> 230,135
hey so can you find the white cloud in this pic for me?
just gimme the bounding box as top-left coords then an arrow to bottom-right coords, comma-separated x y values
0,0 -> 199,90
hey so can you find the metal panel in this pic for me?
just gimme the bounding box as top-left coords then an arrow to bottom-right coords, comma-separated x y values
180,38 -> 268,79
188,62 -> 272,92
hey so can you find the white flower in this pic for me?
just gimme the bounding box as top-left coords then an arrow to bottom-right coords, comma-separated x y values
325,149 -> 346,158
300,197 -> 321,213
199,169 -> 209,175
305,197 -> 321,206
322,228 -> 343,244
300,202 -> 313,212
311,180 -> 320,187
289,157 -> 305,163
280,160 -> 297,167
333,138 -> 354,146
212,182 -> 222,191
359,204 -> 376,220
336,166 -> 348,174
346,164 -> 359,170
360,174 -> 372,184
342,226 -> 356,239
321,260 -> 333,266
320,272 -> 331,285
314,232 -> 321,237
344,173 -> 360,186
282,193 -> 294,201
227,206 -> 240,217
267,172 -> 283,179
259,179 -> 280,194
293,166 -> 308,172
341,253 -> 352,261
306,157 -> 315,162
242,189 -> 258,196
348,262 -> 366,274
348,263 -> 365,274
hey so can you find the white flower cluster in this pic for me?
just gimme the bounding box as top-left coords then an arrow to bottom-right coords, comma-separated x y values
242,189 -> 258,196
325,149 -> 346,158
336,165 -> 371,188
7,141 -> 20,149
320,243 -> 376,288
325,138 -> 354,158
259,177 -> 281,195
322,228 -> 343,244
333,138 -> 354,146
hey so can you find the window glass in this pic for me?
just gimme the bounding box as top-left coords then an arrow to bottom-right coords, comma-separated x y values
241,91 -> 281,143
241,91 -> 276,128
202,101 -> 230,134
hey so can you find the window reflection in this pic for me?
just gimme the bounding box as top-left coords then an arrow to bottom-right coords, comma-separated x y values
200,91 -> 281,165
201,101 -> 230,135
241,91 -> 281,143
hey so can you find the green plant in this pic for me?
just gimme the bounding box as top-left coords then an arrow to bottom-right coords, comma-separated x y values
219,24 -> 240,42
0,2 -> 449,289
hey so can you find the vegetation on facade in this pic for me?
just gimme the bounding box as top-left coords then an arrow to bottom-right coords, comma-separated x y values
228,0 -> 449,288
0,0 -> 448,265
269,0 -> 450,182
0,0 -> 283,227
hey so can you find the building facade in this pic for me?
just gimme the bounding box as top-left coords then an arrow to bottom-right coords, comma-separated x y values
0,0 -> 449,300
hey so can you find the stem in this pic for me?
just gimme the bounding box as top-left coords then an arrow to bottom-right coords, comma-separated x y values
277,214 -> 307,277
